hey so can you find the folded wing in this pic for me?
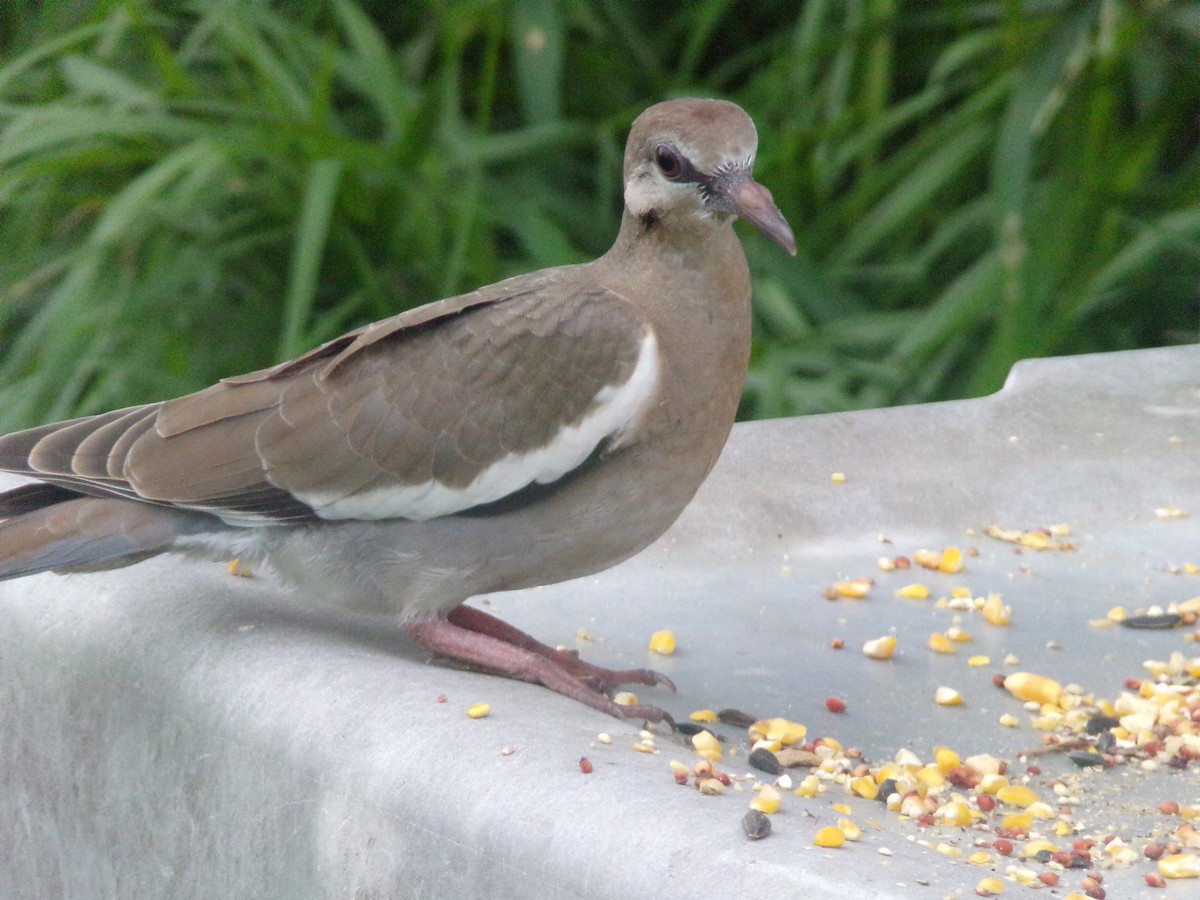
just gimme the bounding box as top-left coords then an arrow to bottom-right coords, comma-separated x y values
0,281 -> 660,528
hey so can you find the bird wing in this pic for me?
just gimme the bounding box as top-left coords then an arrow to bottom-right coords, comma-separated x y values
0,275 -> 660,526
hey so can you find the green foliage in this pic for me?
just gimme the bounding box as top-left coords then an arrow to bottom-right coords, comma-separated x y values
0,0 -> 1196,431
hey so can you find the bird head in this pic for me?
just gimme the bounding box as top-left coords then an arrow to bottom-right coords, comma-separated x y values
622,98 -> 796,256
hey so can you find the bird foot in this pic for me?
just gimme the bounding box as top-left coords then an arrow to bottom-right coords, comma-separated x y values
405,606 -> 675,725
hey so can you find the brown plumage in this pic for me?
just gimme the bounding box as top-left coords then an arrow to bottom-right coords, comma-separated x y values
0,98 -> 794,722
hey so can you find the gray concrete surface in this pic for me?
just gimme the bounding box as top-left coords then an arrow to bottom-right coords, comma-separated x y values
1,344 -> 1197,898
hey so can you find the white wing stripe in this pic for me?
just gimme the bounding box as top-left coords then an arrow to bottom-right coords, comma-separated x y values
295,330 -> 661,522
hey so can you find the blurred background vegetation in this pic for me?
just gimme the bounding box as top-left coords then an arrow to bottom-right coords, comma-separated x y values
0,0 -> 1196,432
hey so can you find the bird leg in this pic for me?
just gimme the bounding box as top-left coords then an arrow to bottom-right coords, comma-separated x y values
405,607 -> 674,725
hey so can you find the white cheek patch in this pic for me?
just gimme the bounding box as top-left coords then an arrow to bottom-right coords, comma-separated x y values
295,330 -> 661,522
623,168 -> 661,218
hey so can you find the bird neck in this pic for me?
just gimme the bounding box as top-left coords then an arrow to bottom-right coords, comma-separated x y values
600,209 -> 748,289
594,207 -> 753,477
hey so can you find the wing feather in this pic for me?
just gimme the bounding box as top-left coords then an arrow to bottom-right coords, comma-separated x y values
0,279 -> 659,527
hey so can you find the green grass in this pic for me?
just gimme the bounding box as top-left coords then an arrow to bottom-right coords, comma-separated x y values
0,0 -> 1196,431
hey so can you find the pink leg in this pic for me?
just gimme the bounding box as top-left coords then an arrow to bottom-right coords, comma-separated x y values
406,611 -> 673,725
448,604 -> 675,691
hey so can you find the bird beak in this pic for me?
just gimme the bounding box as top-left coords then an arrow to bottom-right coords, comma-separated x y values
724,176 -> 797,256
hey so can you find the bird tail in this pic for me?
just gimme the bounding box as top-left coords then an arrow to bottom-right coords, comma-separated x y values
0,491 -> 191,580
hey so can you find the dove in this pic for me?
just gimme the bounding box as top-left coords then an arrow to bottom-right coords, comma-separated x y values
0,98 -> 795,722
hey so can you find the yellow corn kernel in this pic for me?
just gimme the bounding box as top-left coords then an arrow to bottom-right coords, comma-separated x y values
938,546 -> 964,574
1158,853 -> 1200,878
749,786 -> 781,814
688,709 -> 718,723
935,747 -> 960,775
648,630 -> 676,655
1022,839 -> 1059,858
837,818 -> 862,841
1008,867 -> 1038,886
794,775 -> 820,798
968,851 -> 993,865
897,583 -> 930,600
913,549 -> 942,569
951,586 -> 973,599
935,842 -> 962,858
1102,837 -> 1138,864
613,691 -> 638,706
851,776 -> 879,800
996,785 -> 1039,807
998,713 -> 1020,728
1003,672 -> 1063,706
975,876 -> 1004,895
935,686 -> 963,706
1026,802 -> 1055,819
833,579 -> 871,599
874,762 -> 903,784
748,717 -> 807,745
982,593 -> 1011,625
916,766 -> 945,788
813,826 -> 846,848
1000,812 -> 1032,833
937,800 -> 973,827
928,632 -> 956,654
691,730 -> 723,762
863,635 -> 897,659
978,773 -> 1009,794
829,802 -> 852,815
466,703 -> 491,719
968,655 -> 991,667
946,625 -> 972,642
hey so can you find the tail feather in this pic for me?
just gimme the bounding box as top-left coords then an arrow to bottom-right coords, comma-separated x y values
0,482 -> 83,516
0,496 -> 201,580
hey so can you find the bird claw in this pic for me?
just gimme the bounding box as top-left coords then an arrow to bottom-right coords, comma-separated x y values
649,670 -> 676,692
612,702 -> 676,730
416,608 -> 676,723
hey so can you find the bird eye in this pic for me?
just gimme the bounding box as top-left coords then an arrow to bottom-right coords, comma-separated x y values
654,144 -> 683,179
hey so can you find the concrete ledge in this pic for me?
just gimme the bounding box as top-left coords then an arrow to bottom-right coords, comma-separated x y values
2,345 -> 1197,897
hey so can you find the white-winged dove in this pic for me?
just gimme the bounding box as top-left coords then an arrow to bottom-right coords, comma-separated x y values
0,98 -> 794,723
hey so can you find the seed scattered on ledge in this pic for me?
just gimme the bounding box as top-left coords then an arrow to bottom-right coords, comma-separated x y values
863,634 -> 897,660
935,686 -> 963,706
648,629 -> 677,654
813,825 -> 846,848
1122,613 -> 1182,630
749,785 -> 781,814
748,747 -> 782,775
717,708 -> 758,728
742,809 -> 771,840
